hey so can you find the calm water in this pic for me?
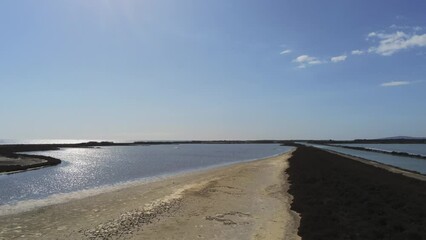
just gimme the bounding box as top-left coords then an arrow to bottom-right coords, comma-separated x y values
302,143 -> 426,174
336,143 -> 426,157
0,144 -> 292,215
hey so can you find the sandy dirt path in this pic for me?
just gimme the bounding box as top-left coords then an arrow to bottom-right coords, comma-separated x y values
0,152 -> 300,240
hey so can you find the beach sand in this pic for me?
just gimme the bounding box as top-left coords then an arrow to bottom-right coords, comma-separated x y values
0,152 -> 300,240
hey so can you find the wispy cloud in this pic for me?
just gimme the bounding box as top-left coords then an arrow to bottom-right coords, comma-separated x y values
289,25 -> 425,70
380,81 -> 411,87
389,24 -> 423,32
367,31 -> 426,56
293,55 -> 323,68
367,32 -> 378,39
330,55 -> 347,63
351,50 -> 364,55
280,49 -> 292,55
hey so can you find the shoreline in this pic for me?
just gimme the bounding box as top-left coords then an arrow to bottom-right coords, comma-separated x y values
327,144 -> 426,160
0,152 -> 300,239
0,150 -> 292,216
321,148 -> 426,181
0,141 -> 288,174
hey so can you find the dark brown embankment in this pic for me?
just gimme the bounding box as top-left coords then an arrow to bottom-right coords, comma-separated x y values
287,146 -> 426,240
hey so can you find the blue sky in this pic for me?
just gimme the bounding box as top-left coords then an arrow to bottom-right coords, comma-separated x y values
1,0 -> 426,140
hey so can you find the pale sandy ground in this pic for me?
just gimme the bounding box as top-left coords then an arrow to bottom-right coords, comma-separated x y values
0,152 -> 300,240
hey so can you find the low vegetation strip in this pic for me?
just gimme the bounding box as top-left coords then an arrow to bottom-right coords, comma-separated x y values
286,146 -> 426,240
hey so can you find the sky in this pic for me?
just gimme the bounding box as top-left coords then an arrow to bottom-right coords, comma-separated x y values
1,0 -> 426,140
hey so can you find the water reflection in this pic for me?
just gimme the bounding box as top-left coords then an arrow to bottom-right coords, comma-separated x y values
0,144 -> 292,206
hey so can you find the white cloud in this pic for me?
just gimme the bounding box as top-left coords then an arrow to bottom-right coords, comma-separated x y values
292,55 -> 323,68
308,60 -> 322,64
367,32 -> 378,38
293,55 -> 315,63
330,55 -> 347,63
280,49 -> 292,55
351,50 -> 364,55
380,81 -> 411,87
288,25 -> 426,70
368,31 -> 426,56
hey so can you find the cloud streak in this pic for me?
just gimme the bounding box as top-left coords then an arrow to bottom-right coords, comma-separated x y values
330,55 -> 347,63
380,81 -> 411,87
389,24 -> 423,32
293,55 -> 323,68
280,49 -> 292,55
351,50 -> 364,55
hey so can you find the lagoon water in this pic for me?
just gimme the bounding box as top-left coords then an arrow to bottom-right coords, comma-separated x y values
336,143 -> 426,157
0,144 -> 292,215
303,143 -> 426,175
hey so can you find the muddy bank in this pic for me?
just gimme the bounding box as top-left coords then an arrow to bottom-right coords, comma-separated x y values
287,146 -> 426,240
0,154 -> 61,173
